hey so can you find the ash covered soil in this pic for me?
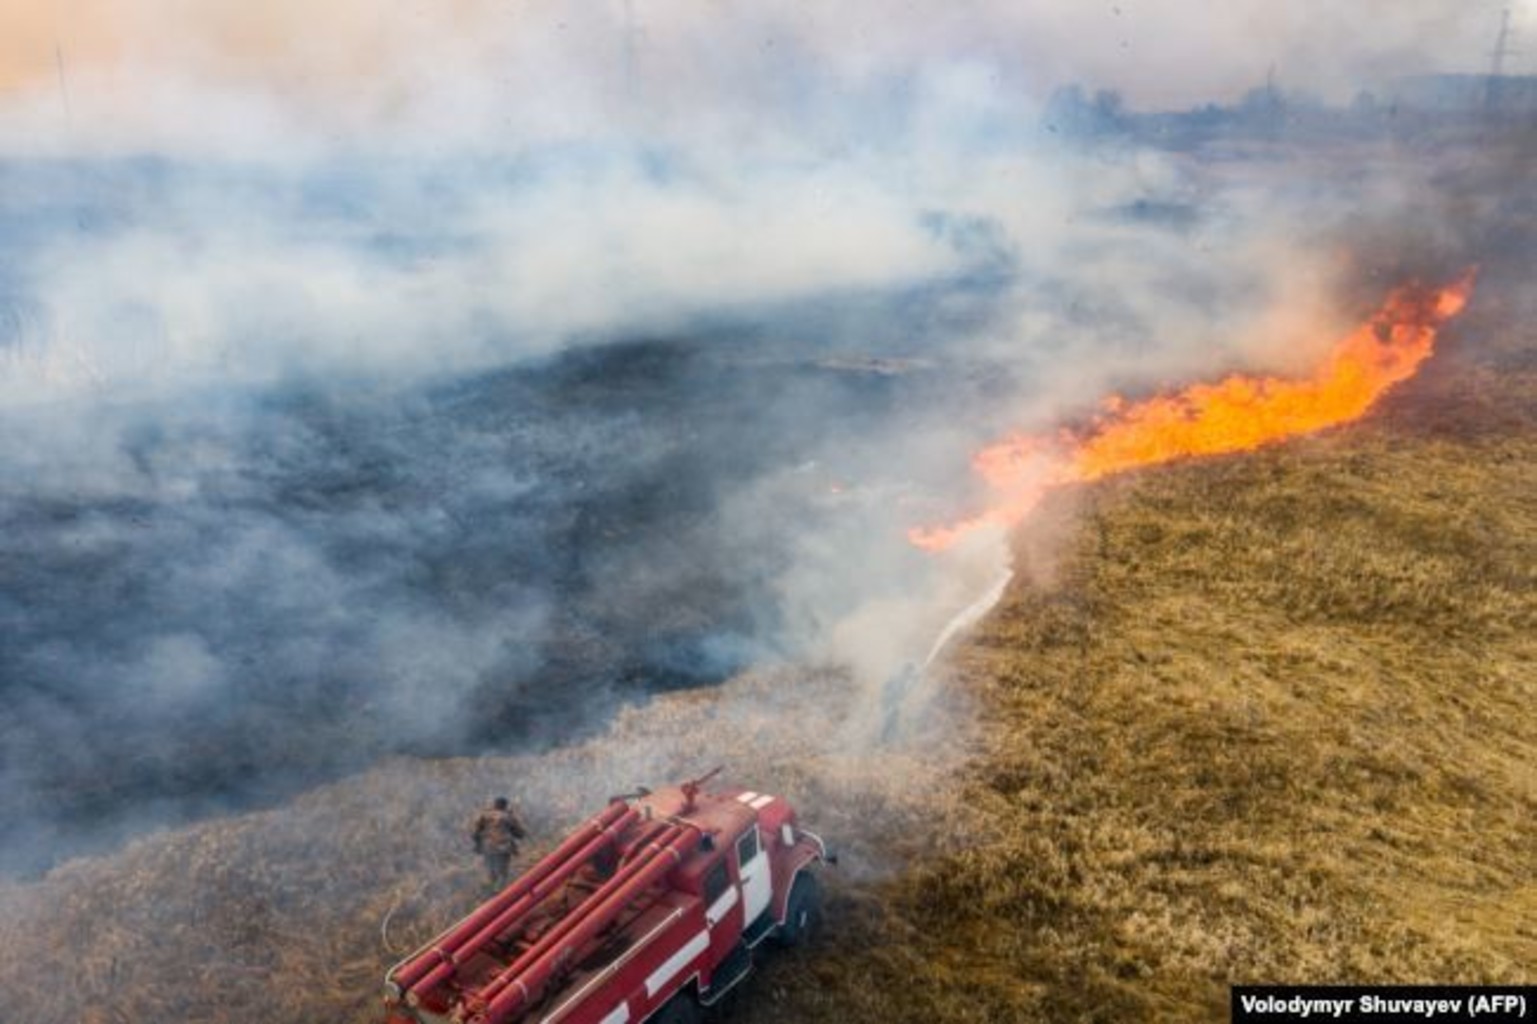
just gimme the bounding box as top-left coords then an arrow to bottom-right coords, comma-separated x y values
1,138 -> 1533,1022
0,229 -> 998,874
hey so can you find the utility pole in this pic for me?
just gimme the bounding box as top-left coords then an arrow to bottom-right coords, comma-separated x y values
1485,7 -> 1516,113
55,41 -> 72,121
622,0 -> 639,101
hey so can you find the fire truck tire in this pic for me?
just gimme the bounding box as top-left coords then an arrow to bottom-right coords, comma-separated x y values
650,991 -> 701,1024
774,872 -> 822,948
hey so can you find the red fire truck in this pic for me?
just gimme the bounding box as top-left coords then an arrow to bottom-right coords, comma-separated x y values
383,770 -> 830,1024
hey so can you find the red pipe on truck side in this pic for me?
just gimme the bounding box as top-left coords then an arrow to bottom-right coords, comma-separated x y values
461,824 -> 691,1020
462,822 -> 685,1014
474,825 -> 698,1024
407,805 -> 645,1001
391,800 -> 633,992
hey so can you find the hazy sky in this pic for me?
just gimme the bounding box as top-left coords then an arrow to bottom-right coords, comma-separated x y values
0,0 -> 1526,156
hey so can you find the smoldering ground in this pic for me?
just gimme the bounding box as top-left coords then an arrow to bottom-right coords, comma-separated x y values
0,155 -> 971,867
0,140 -> 1478,877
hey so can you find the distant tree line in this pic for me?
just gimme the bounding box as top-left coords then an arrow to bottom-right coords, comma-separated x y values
1042,72 -> 1537,148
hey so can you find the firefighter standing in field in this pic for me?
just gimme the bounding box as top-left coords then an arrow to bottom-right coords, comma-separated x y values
470,796 -> 527,891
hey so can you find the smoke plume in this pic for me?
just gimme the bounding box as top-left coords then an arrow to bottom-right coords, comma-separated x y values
0,0 -> 1499,873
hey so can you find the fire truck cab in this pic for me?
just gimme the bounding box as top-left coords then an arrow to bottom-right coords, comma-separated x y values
384,772 -> 828,1024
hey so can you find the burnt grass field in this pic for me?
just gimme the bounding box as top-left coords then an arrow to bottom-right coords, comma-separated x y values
0,135 -> 1532,1023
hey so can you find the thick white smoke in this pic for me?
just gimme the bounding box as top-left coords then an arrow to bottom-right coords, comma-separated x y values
0,0 -> 1498,874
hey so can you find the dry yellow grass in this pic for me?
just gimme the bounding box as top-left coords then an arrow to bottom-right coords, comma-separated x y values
739,360 -> 1536,1022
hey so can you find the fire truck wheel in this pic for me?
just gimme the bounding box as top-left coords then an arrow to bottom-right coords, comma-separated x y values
651,991 -> 701,1024
774,872 -> 822,948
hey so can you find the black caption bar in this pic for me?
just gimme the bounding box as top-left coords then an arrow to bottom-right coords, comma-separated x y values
1233,986 -> 1534,1023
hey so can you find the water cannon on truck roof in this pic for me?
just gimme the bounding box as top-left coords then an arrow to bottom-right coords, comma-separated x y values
383,770 -> 831,1024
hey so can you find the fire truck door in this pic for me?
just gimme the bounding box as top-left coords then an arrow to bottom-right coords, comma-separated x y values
736,826 -> 771,927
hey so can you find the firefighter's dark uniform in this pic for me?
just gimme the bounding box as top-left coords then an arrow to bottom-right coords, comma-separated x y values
470,804 -> 528,890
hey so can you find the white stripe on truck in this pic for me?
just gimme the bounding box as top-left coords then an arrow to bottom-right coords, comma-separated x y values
644,930 -> 709,998
705,884 -> 739,926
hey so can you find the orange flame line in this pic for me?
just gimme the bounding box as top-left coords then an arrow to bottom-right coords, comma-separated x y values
910,269 -> 1478,552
